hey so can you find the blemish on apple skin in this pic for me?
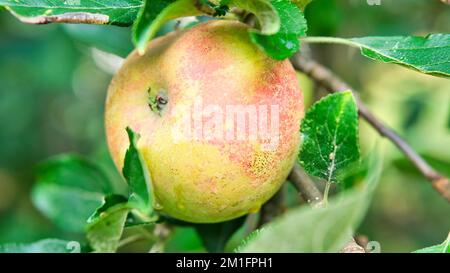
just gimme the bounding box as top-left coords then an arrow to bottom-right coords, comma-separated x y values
148,87 -> 169,115
156,94 -> 168,106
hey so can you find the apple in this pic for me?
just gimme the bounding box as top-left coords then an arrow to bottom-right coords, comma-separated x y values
105,20 -> 304,223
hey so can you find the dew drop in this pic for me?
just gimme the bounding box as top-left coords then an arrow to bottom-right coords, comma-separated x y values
153,196 -> 164,210
154,202 -> 163,210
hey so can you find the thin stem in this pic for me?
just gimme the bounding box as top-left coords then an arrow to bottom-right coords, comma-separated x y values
322,182 -> 332,207
139,226 -> 156,240
118,226 -> 157,250
118,234 -> 145,249
288,162 -> 323,206
290,53 -> 450,202
287,164 -> 365,252
301,36 -> 361,48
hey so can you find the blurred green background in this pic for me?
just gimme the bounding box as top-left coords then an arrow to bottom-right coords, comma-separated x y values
0,0 -> 449,252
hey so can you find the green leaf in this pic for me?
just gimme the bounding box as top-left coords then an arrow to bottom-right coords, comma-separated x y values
132,0 -> 202,54
413,232 -> 450,253
0,239 -> 80,253
122,127 -> 157,219
250,0 -> 308,60
124,213 -> 157,228
291,0 -> 313,10
350,34 -> 450,77
299,91 -> 360,183
86,203 -> 131,253
194,216 -> 246,253
234,228 -> 264,252
32,154 -> 114,233
227,0 -> 280,35
87,194 -> 129,223
0,0 -> 143,26
238,152 -> 381,252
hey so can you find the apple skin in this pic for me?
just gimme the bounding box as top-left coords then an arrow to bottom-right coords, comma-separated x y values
105,20 -> 304,223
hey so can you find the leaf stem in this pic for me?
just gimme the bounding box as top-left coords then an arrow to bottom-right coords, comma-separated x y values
118,234 -> 145,249
289,162 -> 323,206
322,181 -> 332,207
287,165 -> 365,252
301,36 -> 361,49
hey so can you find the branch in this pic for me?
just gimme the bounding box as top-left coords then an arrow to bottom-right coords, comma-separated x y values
7,10 -> 111,25
288,162 -> 365,253
288,162 -> 323,207
290,53 -> 450,202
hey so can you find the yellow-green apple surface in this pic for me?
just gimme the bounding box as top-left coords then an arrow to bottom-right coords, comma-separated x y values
105,20 -> 304,223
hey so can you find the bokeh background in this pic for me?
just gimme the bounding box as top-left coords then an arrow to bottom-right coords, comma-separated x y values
0,0 -> 449,252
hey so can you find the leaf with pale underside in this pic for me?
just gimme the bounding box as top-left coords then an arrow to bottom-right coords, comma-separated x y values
122,127 -> 158,220
298,91 -> 360,183
87,194 -> 129,224
349,34 -> 450,78
86,202 -> 131,253
0,0 -> 143,26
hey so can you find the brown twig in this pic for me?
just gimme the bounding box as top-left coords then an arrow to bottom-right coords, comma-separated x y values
290,53 -> 450,202
287,162 -> 365,253
288,162 -> 323,207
